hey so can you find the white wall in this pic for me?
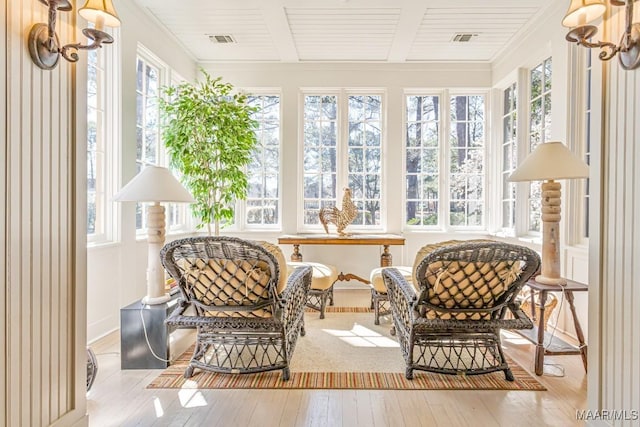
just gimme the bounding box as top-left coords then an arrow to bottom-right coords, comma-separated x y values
3,1 -> 87,425
86,0 -> 197,342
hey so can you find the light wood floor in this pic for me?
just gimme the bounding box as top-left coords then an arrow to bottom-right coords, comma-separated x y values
87,289 -> 587,427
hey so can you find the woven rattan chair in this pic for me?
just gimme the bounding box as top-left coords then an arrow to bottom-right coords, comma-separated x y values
160,237 -> 312,381
383,241 -> 540,381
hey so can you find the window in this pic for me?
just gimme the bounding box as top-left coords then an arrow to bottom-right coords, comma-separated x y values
135,54 -> 162,233
134,49 -> 188,235
347,95 -> 382,226
87,27 -> 118,243
165,74 -> 188,232
405,92 -> 486,229
406,95 -> 439,226
501,83 -> 517,232
87,48 -> 105,239
449,95 -> 485,227
245,94 -> 281,227
302,92 -> 383,229
528,57 -> 552,233
582,52 -> 592,239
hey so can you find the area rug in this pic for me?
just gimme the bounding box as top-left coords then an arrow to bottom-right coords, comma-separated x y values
147,311 -> 545,391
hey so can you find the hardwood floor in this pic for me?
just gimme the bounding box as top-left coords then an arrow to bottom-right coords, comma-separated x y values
87,289 -> 587,426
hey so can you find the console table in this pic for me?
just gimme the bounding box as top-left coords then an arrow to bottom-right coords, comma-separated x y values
278,234 -> 405,284
515,278 -> 588,376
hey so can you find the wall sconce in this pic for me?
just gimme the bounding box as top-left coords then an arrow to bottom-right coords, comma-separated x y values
562,0 -> 640,70
28,0 -> 121,70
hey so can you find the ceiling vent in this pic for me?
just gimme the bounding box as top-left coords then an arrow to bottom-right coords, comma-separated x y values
452,33 -> 478,43
208,34 -> 236,44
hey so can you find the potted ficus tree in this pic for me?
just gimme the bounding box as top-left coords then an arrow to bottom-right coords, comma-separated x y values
160,70 -> 259,235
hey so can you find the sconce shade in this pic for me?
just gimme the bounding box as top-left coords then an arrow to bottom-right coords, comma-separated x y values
78,0 -> 121,28
562,0 -> 606,28
113,166 -> 195,203
508,141 -> 589,182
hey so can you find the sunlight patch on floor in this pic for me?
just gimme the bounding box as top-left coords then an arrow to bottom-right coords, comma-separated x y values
323,323 -> 400,348
153,397 -> 164,418
178,388 -> 208,408
501,330 -> 531,345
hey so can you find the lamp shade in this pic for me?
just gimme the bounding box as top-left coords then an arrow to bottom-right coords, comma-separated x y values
113,166 -> 195,203
508,141 -> 589,182
561,0 -> 606,28
78,0 -> 121,28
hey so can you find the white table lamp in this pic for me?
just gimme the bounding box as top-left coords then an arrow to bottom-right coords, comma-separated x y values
509,141 -> 589,286
114,166 -> 194,304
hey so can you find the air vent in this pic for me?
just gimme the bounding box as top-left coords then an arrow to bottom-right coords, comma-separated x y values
452,33 -> 478,43
208,34 -> 236,44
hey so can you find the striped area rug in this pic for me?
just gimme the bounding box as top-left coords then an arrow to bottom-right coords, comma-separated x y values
306,306 -> 373,313
147,351 -> 545,391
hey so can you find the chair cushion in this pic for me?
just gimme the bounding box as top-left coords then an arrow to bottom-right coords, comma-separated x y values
412,240 -> 522,320
178,241 -> 288,319
179,258 -> 272,317
369,266 -> 413,294
287,262 -> 338,291
255,241 -> 288,295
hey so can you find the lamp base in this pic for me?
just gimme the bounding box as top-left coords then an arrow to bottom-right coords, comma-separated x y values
534,275 -> 567,286
141,294 -> 171,305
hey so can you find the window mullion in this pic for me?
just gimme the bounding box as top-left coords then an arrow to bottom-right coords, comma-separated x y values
515,68 -> 531,236
441,89 -> 450,231
338,90 -> 348,190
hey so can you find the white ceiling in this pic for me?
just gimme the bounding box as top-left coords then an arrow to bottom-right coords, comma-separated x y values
133,0 -> 554,63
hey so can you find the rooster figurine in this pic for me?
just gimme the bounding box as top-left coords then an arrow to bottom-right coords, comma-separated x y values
319,187 -> 358,236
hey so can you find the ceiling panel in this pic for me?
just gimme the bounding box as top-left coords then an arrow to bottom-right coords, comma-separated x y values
286,8 -> 401,61
143,6 -> 280,61
407,6 -> 540,62
133,0 -> 553,63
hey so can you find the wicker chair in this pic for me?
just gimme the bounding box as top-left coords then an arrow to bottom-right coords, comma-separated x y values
160,237 -> 312,381
382,241 -> 540,381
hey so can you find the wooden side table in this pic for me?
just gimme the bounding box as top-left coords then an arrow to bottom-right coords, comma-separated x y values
515,278 -> 588,376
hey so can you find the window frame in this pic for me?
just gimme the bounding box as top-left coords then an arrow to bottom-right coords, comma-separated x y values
566,46 -> 592,247
402,89 -> 489,232
297,88 -> 387,233
236,89 -> 283,231
500,82 -> 518,236
525,56 -> 553,235
135,45 -> 189,238
87,26 -> 120,245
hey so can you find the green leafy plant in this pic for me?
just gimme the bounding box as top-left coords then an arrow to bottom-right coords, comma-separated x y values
160,70 -> 259,235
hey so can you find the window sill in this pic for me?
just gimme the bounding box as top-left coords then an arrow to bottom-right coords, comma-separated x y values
489,232 -> 542,249
135,230 -> 195,242
87,240 -> 120,251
